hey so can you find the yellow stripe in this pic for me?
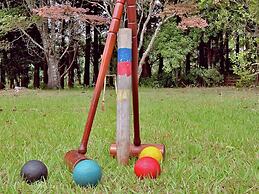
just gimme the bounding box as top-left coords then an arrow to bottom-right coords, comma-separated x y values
117,89 -> 131,101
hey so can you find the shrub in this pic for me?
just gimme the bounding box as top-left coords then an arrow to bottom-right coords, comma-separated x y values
140,72 -> 175,88
231,51 -> 257,87
233,64 -> 256,87
187,67 -> 223,87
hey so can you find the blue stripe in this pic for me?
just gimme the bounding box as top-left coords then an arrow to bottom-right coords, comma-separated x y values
118,48 -> 132,62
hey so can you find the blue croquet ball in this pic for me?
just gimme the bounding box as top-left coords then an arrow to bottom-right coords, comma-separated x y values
72,160 -> 102,187
20,160 -> 48,184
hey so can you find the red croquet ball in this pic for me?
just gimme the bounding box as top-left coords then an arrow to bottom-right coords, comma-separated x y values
134,157 -> 161,179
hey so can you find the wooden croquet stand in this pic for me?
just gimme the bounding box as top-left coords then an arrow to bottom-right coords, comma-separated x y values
64,0 -> 165,171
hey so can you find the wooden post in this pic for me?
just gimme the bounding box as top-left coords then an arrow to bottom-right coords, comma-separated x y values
116,28 -> 132,165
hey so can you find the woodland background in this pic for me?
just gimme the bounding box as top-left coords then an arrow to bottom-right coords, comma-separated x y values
0,0 -> 258,89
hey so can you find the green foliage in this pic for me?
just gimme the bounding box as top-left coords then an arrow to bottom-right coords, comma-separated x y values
203,68 -> 224,86
231,49 -> 257,87
140,72 -> 175,88
235,72 -> 255,87
249,0 -> 259,23
198,0 -> 214,9
154,21 -> 200,71
141,67 -> 224,88
200,0 -> 255,40
232,65 -> 255,87
187,67 -> 223,87
0,40 -> 10,50
0,7 -> 37,37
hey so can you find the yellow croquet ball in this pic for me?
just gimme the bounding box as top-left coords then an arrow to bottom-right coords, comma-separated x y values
139,146 -> 163,163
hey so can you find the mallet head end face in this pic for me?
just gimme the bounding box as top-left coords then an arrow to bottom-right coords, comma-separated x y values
64,150 -> 87,172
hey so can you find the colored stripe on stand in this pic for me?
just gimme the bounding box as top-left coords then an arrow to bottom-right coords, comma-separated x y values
118,62 -> 132,76
118,48 -> 132,62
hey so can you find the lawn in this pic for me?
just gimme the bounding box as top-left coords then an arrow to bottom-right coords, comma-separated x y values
0,87 -> 258,193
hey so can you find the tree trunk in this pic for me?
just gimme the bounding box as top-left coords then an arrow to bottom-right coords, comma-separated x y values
10,78 -> 14,89
42,61 -> 48,86
84,24 -> 91,86
93,27 -> 99,84
235,32 -> 239,55
21,66 -> 29,88
185,53 -> 191,75
0,52 -> 6,89
59,20 -> 66,89
0,64 -> 5,89
207,38 -> 213,68
158,54 -> 164,76
214,34 -> 219,67
225,31 -> 231,74
33,63 -> 40,88
199,33 -> 206,68
13,62 -> 20,87
60,62 -> 65,89
255,24 -> 259,61
49,19 -> 61,88
76,57 -> 81,85
39,19 -> 60,89
47,55 -> 60,88
68,48 -> 75,88
219,31 -> 225,74
141,56 -> 151,78
175,68 -> 180,87
109,63 -> 114,86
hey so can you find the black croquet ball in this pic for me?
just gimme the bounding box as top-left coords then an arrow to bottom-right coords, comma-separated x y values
20,160 -> 48,183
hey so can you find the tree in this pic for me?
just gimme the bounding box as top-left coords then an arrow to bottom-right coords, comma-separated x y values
91,1 -> 207,78
31,3 -> 107,88
0,1 -> 107,89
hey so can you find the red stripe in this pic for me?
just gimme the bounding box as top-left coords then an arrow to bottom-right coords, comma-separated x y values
118,62 -> 132,76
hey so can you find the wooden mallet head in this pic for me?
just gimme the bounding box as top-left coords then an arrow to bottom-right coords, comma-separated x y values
64,150 -> 87,172
109,143 -> 165,159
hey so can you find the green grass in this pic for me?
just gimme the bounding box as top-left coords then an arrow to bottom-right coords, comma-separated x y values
0,87 -> 258,193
